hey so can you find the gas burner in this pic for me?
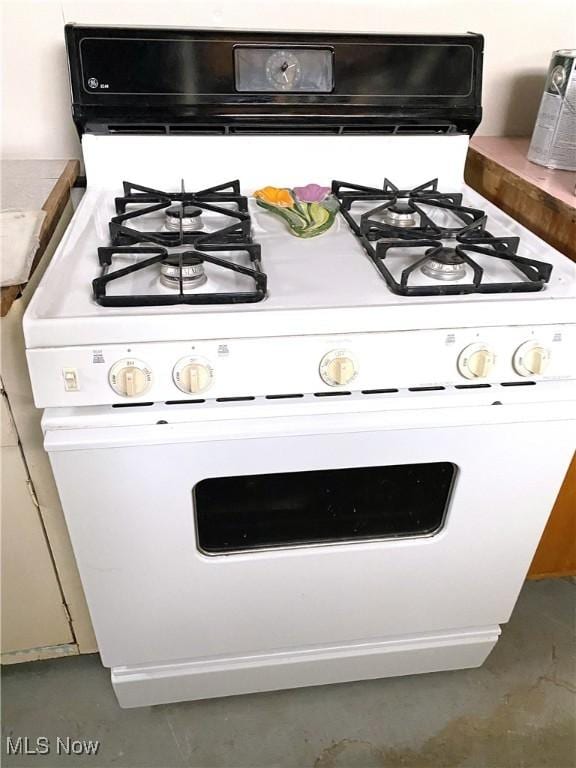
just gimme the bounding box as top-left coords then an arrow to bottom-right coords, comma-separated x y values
370,237 -> 553,296
93,179 -> 267,307
164,204 -> 203,232
420,246 -> 467,281
94,244 -> 267,307
159,253 -> 207,289
335,178 -> 486,243
111,179 -> 250,247
332,178 -> 554,296
379,202 -> 418,229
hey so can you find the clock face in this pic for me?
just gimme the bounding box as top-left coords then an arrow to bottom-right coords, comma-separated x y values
265,50 -> 302,91
234,47 -> 333,93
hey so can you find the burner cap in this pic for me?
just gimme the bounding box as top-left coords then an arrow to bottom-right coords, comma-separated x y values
166,204 -> 202,219
420,246 -> 467,281
164,253 -> 203,267
380,202 -> 418,228
165,204 -> 203,232
389,201 -> 412,214
160,253 -> 207,289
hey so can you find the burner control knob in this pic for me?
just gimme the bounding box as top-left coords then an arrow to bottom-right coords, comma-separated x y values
173,357 -> 213,394
457,344 -> 495,380
109,359 -> 153,397
319,350 -> 358,387
513,342 -> 550,377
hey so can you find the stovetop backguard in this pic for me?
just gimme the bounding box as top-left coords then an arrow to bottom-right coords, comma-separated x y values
65,26 -> 484,137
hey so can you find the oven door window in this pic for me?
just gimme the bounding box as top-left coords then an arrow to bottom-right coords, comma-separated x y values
194,462 -> 455,554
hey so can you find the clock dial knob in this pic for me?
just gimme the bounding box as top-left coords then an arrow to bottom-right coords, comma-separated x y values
320,350 -> 358,387
265,50 -> 301,91
173,357 -> 213,394
513,342 -> 550,376
109,359 -> 152,397
457,344 -> 496,380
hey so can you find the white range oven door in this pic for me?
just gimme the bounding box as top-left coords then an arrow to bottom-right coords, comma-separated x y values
45,396 -> 575,706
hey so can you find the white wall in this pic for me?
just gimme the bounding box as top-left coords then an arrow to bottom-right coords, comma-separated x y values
2,0 -> 575,159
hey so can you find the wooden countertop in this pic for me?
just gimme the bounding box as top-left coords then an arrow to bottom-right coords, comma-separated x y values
465,137 -> 576,262
469,137 -> 576,209
1,160 -> 80,316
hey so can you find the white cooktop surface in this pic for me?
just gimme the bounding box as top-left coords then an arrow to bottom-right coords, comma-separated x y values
24,135 -> 576,348
29,184 -> 576,306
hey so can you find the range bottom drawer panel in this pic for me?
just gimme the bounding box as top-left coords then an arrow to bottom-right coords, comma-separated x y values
46,407 -> 575,669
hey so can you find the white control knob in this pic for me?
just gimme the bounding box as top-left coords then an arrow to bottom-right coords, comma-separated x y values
457,344 -> 496,380
173,357 -> 213,394
513,342 -> 550,377
319,350 -> 358,387
109,359 -> 152,397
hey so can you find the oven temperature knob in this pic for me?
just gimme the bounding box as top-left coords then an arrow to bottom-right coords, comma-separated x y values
513,342 -> 550,377
173,357 -> 213,394
109,359 -> 153,397
457,344 -> 495,380
319,350 -> 358,387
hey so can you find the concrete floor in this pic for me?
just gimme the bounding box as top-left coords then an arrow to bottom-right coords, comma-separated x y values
2,579 -> 575,768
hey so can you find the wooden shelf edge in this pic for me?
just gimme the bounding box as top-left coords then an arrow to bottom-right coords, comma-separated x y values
465,148 -> 576,262
1,159 -> 80,317
466,146 -> 575,218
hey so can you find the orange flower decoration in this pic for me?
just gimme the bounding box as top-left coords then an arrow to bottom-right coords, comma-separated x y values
254,186 -> 294,208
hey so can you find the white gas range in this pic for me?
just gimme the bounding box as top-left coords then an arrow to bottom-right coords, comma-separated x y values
24,26 -> 576,708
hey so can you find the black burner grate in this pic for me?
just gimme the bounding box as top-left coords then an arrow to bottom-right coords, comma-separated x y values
93,180 -> 267,307
332,178 -> 553,296
110,179 -> 251,246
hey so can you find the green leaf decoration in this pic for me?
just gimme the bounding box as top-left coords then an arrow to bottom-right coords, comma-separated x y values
255,191 -> 338,238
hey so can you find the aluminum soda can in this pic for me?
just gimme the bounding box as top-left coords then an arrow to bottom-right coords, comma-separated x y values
528,49 -> 576,171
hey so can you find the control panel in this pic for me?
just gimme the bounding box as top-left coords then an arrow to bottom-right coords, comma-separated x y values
26,324 -> 575,408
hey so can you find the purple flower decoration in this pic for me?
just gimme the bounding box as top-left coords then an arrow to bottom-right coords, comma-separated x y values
293,183 -> 330,203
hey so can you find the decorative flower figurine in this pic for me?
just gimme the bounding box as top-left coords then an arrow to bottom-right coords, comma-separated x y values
292,184 -> 330,203
254,183 -> 338,238
254,186 -> 295,208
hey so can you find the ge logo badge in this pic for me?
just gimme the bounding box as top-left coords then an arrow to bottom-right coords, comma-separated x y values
87,77 -> 98,88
